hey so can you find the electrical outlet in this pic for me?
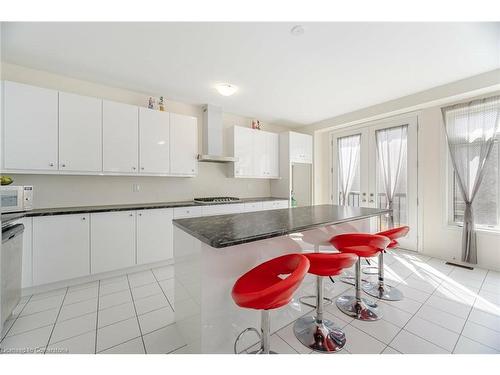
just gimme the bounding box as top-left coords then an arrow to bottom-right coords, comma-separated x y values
133,184 -> 140,192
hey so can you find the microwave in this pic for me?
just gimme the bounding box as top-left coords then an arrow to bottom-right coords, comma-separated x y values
1,186 -> 34,213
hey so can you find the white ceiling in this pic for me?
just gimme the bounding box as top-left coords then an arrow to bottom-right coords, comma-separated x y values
2,22 -> 499,127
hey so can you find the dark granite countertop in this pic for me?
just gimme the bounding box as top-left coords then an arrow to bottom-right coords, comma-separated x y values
0,197 -> 288,224
172,204 -> 391,248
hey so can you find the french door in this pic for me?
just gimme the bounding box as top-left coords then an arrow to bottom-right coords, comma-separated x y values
331,116 -> 418,251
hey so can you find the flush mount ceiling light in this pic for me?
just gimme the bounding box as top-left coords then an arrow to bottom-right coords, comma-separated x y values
215,83 -> 238,96
290,25 -> 305,36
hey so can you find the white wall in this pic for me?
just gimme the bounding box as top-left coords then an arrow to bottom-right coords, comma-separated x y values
1,63 -> 290,208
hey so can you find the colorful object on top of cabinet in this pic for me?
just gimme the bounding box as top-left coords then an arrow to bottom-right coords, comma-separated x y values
291,190 -> 297,208
159,96 -> 165,111
251,120 -> 261,130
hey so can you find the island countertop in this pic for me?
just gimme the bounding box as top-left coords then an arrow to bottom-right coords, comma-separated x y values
172,204 -> 390,248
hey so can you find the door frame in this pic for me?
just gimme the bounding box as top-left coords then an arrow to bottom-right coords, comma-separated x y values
329,113 -> 422,252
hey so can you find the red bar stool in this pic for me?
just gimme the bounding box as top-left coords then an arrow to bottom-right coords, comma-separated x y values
363,226 -> 410,301
293,252 -> 357,353
330,233 -> 391,321
231,253 -> 310,354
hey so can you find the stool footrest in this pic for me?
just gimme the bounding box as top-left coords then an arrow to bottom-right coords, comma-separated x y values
298,295 -> 334,309
234,327 -> 261,354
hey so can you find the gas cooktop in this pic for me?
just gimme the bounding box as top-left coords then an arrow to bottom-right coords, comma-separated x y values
193,197 -> 241,204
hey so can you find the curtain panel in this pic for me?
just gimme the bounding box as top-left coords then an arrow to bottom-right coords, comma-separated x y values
441,95 -> 500,264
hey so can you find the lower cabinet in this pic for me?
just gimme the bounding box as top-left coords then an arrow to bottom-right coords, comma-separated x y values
28,200 -> 289,287
91,211 -> 136,274
33,214 -> 90,286
137,208 -> 173,265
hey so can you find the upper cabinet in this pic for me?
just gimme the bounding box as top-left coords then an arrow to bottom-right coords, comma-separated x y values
289,131 -> 313,164
2,81 -> 197,177
103,100 -> 139,173
59,92 -> 102,172
230,126 -> 280,179
139,107 -> 170,174
169,113 -> 198,176
3,81 -> 59,171
232,126 -> 255,177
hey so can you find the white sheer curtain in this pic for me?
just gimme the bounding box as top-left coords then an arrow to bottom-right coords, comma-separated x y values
442,96 -> 500,264
337,134 -> 361,206
375,125 -> 408,227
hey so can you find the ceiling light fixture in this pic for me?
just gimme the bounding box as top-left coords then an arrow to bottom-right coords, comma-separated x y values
215,83 -> 238,96
290,25 -> 305,36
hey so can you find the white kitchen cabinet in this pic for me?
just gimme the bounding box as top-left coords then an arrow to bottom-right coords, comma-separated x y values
201,203 -> 245,216
231,126 -> 280,178
253,130 -> 268,177
262,200 -> 289,210
243,201 -> 263,212
289,132 -> 313,164
91,211 -> 136,274
173,206 -> 203,219
170,113 -> 198,176
232,126 -> 255,177
32,214 -> 90,286
137,208 -> 174,265
266,132 -> 280,177
103,100 -> 139,173
3,81 -> 59,171
139,107 -> 170,174
59,92 -> 102,172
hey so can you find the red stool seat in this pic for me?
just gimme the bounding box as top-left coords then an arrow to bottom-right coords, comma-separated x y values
232,253 -> 310,310
376,226 -> 410,249
329,233 -> 390,255
304,252 -> 357,277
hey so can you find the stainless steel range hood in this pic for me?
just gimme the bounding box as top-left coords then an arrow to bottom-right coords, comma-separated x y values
198,104 -> 238,163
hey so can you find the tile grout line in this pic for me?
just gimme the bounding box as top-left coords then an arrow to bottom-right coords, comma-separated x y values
126,273 -> 148,354
94,280 -> 101,354
151,269 -> 175,312
450,269 -> 488,353
43,287 -> 69,354
385,269 -> 459,353
0,294 -> 33,343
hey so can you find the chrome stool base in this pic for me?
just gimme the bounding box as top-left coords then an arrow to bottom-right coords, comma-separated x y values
362,282 -> 404,301
293,316 -> 346,353
336,295 -> 382,321
248,349 -> 278,354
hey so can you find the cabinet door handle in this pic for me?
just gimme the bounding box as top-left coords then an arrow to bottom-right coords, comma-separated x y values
129,213 -> 134,217
141,167 -> 145,170
61,163 -> 66,168
49,162 -> 54,167
82,217 -> 86,221
132,167 -> 136,170
138,213 -> 142,216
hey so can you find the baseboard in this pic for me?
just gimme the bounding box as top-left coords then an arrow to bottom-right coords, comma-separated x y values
22,259 -> 174,297
445,261 -> 474,270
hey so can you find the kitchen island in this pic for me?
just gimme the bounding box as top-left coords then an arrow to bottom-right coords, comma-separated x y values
172,204 -> 390,353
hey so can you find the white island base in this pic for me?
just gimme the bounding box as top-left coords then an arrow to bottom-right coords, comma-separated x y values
173,218 -> 372,354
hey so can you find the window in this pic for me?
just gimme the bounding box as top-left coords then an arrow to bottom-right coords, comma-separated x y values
449,104 -> 500,230
453,141 -> 499,229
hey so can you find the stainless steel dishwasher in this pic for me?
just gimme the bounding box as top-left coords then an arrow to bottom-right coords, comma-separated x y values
1,223 -> 24,328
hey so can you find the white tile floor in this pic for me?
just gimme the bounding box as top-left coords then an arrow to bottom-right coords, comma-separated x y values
1,249 -> 499,354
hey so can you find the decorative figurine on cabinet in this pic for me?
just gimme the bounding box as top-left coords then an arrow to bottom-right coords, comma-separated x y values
159,96 -> 165,111
251,120 -> 261,130
148,97 -> 155,109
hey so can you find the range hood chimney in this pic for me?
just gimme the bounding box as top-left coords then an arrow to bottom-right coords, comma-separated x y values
198,104 -> 238,163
